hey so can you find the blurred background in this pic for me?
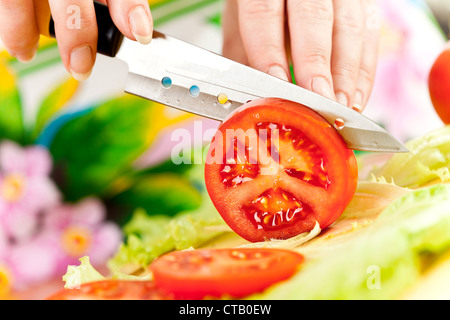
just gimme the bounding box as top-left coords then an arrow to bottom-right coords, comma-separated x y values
0,0 -> 449,299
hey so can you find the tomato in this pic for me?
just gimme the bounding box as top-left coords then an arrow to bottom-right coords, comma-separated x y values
205,98 -> 358,242
150,248 -> 304,299
429,46 -> 450,124
47,280 -> 171,300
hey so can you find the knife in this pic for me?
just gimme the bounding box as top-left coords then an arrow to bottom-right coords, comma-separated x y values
35,1 -> 408,153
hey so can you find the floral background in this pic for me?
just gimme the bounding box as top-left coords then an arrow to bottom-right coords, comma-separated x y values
0,0 -> 448,299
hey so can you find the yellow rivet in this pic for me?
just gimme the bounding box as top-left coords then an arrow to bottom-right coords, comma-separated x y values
218,93 -> 228,104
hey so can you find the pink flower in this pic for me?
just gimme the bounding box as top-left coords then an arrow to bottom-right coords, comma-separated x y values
5,197 -> 122,289
364,0 -> 446,141
0,141 -> 61,242
42,197 -> 122,273
0,225 -> 8,261
6,234 -> 60,289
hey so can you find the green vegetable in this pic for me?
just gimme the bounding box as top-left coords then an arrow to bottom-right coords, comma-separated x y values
63,256 -> 105,289
372,125 -> 450,188
107,194 -> 228,273
62,183 -> 450,299
252,184 -> 450,300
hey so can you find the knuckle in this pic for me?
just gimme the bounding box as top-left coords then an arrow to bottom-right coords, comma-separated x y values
259,42 -> 285,55
289,0 -> 333,23
333,61 -> 359,80
334,14 -> 363,37
358,64 -> 375,85
301,49 -> 330,66
239,0 -> 284,19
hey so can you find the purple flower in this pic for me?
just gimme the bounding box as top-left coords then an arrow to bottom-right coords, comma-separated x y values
41,197 -> 122,273
0,141 -> 60,242
4,197 -> 122,289
0,141 -> 122,290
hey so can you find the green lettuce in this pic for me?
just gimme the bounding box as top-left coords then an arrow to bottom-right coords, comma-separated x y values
62,255 -> 153,289
107,195 -> 228,274
253,184 -> 450,300
372,125 -> 450,188
63,183 -> 450,299
63,256 -> 105,289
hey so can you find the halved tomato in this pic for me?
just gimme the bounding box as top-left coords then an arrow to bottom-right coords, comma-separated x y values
47,280 -> 171,300
205,98 -> 358,242
150,248 -> 304,299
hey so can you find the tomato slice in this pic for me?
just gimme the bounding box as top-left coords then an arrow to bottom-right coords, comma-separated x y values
150,248 -> 304,299
205,98 -> 358,242
47,280 -> 171,300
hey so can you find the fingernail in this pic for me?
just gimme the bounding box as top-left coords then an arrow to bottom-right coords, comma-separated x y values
129,5 -> 153,45
70,45 -> 93,81
352,90 -> 364,112
336,92 -> 349,107
352,103 -> 362,113
267,65 -> 289,82
312,77 -> 333,99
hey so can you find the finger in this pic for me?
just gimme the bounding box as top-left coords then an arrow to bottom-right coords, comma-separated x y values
99,0 -> 153,44
222,0 -> 248,65
237,0 -> 290,81
331,0 -> 364,107
49,0 -> 97,81
0,0 -> 39,62
353,0 -> 380,112
287,0 -> 335,99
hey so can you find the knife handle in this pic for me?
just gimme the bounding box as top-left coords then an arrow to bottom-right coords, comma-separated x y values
35,0 -> 123,57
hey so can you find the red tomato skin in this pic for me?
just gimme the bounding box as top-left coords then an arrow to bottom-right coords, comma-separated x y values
46,280 -> 171,300
429,47 -> 450,124
150,248 -> 304,300
205,98 -> 358,242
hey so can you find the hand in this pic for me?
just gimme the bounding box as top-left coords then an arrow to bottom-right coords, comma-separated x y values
222,0 -> 381,111
0,0 -> 153,81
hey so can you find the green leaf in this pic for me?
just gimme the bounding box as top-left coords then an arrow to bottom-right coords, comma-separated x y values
108,195 -> 226,272
372,125 -> 450,187
255,184 -> 450,300
50,94 -> 161,201
111,173 -> 202,218
0,62 -> 24,143
32,77 -> 79,139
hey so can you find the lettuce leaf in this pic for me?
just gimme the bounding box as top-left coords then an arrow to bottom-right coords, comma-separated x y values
107,195 -> 228,274
62,183 -> 450,299
253,184 -> 450,300
371,125 -> 450,188
63,256 -> 105,289
62,255 -> 152,289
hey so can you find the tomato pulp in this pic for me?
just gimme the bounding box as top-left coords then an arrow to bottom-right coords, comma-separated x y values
150,248 -> 304,299
205,98 -> 358,242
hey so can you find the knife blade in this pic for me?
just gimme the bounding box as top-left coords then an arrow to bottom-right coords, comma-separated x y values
39,1 -> 408,153
116,32 -> 407,153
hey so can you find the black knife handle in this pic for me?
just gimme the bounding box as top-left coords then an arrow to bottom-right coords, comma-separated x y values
48,1 -> 123,57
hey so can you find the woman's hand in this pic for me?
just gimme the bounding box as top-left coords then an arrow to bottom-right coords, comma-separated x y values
0,0 -> 153,81
222,0 -> 381,111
